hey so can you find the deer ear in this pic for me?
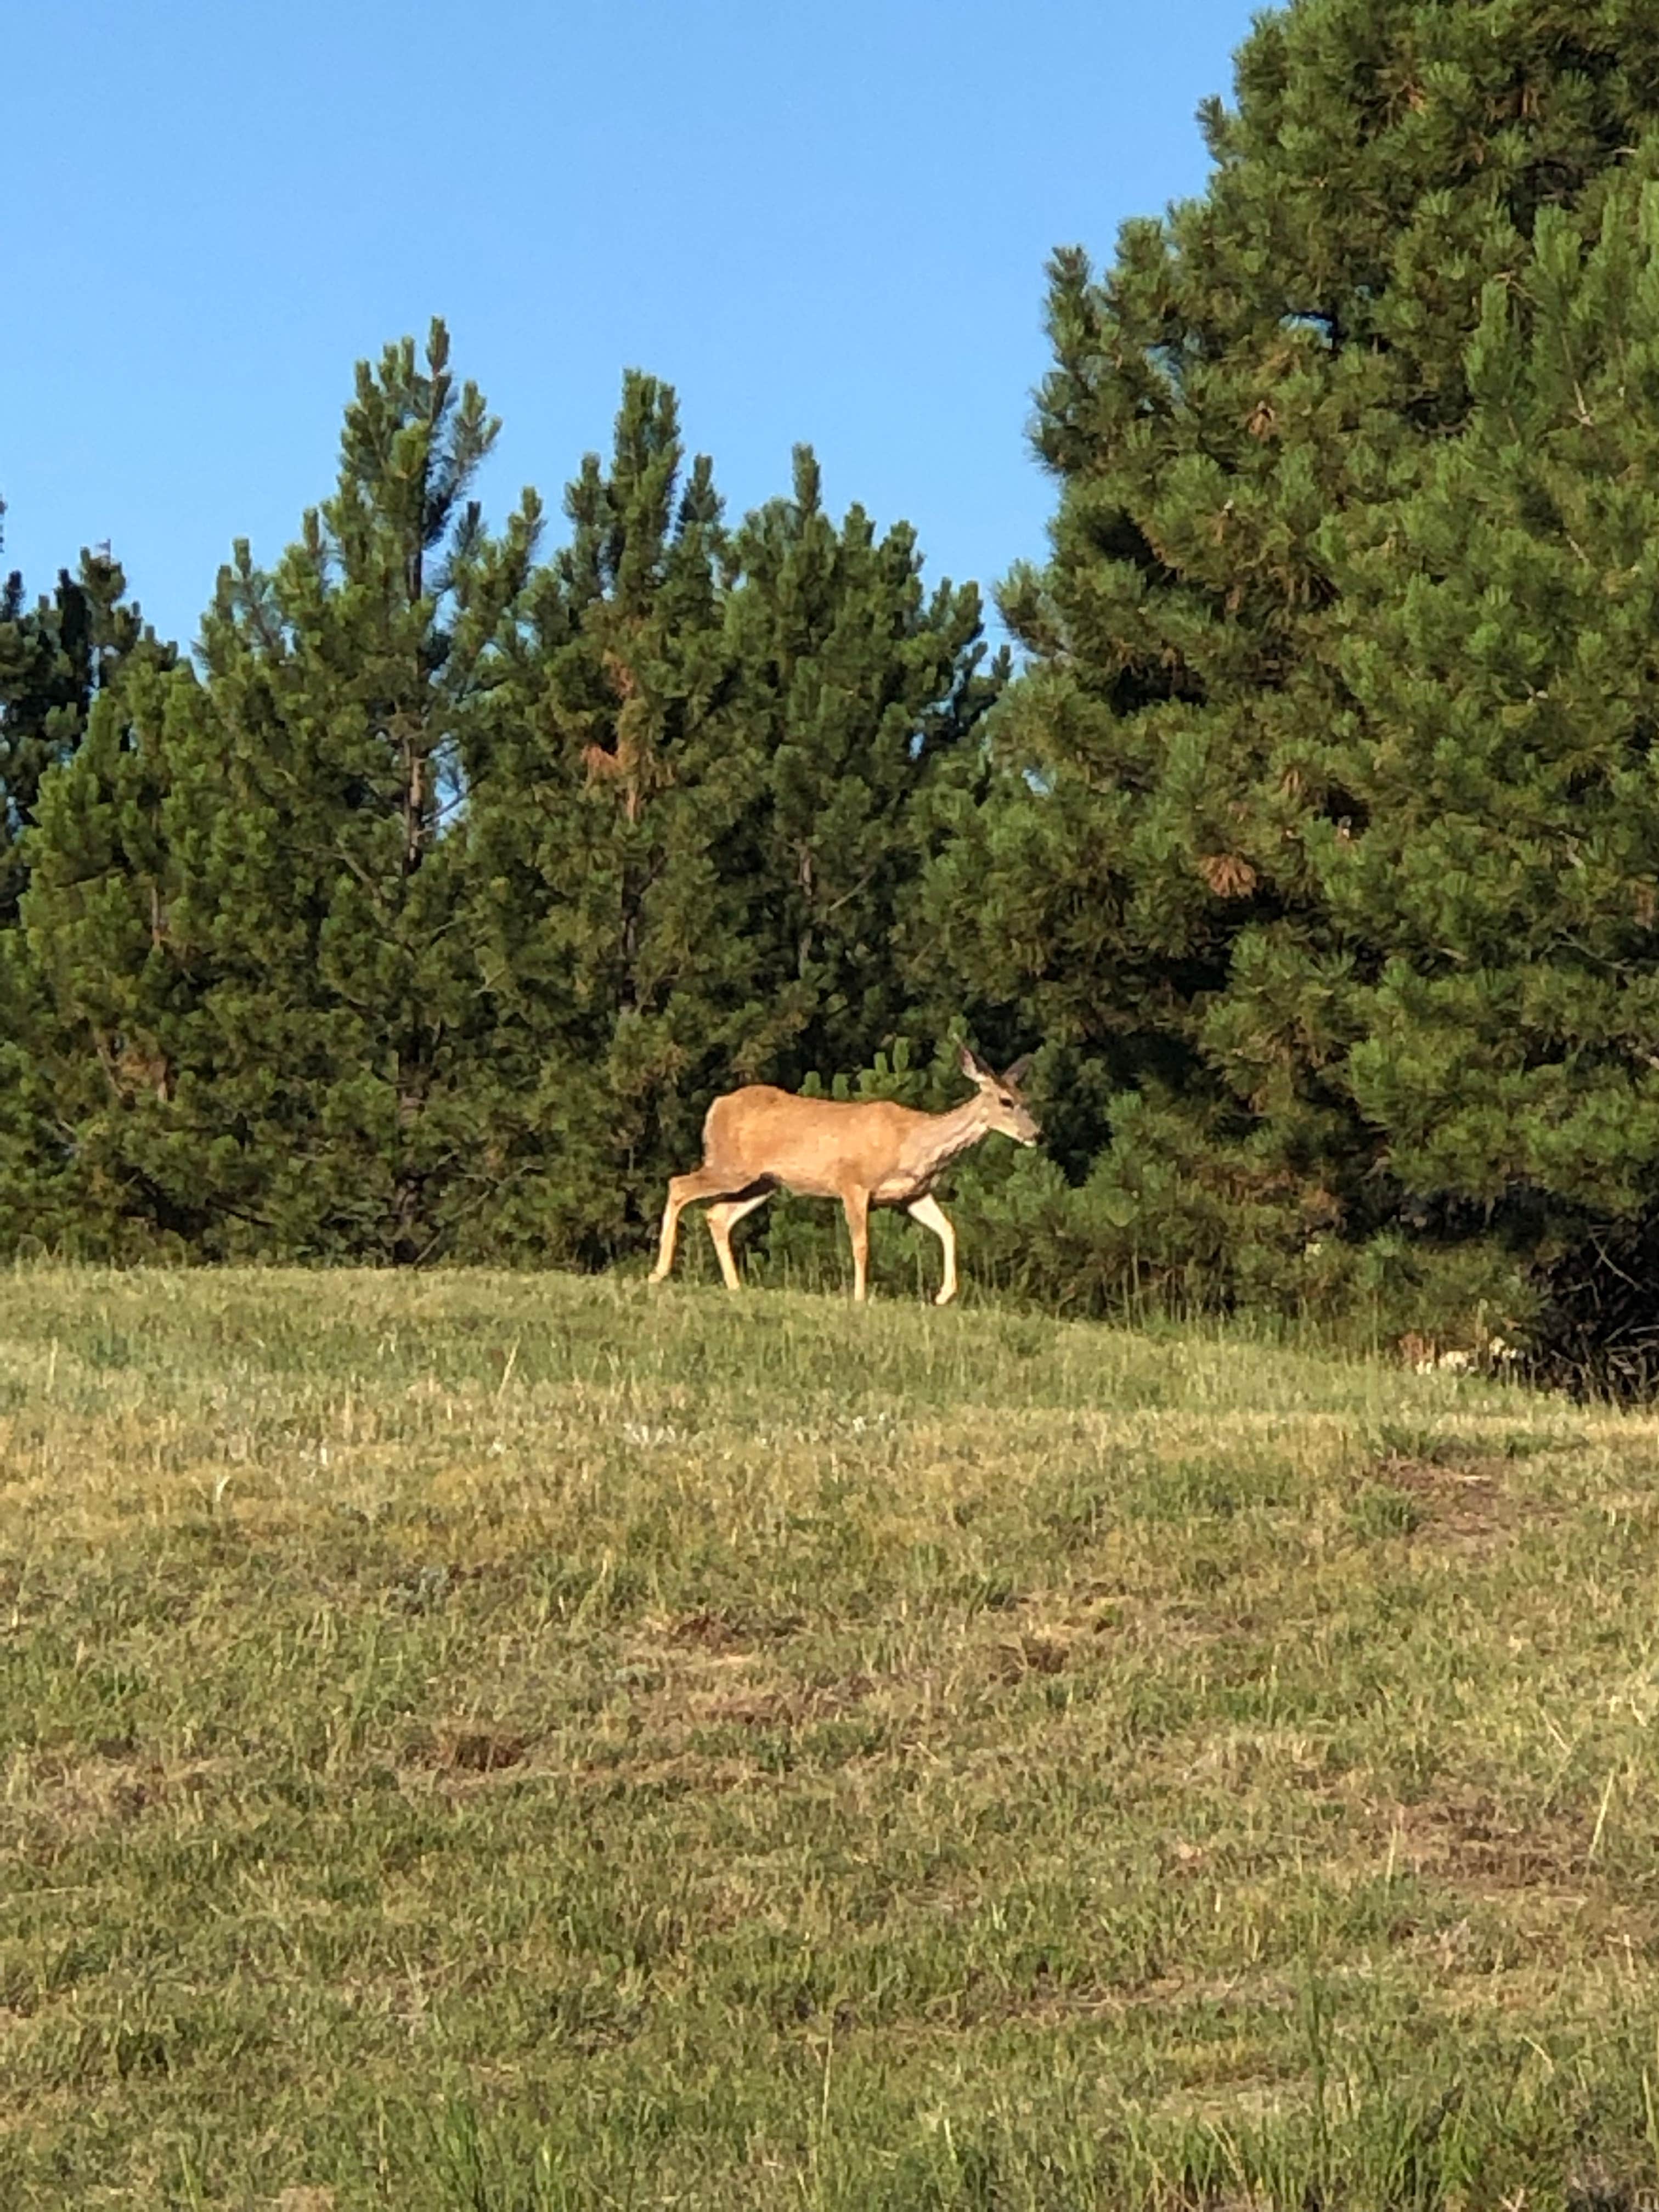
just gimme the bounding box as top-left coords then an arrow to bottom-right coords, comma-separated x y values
959,1045 -> 989,1081
1002,1053 -> 1033,1088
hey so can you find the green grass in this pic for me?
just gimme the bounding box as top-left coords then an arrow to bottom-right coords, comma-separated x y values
3,1266 -> 1659,2209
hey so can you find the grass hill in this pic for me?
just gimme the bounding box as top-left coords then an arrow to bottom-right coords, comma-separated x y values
4,1268 -> 1658,2208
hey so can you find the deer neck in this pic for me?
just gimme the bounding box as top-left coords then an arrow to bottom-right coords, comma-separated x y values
899,1097 -> 989,1188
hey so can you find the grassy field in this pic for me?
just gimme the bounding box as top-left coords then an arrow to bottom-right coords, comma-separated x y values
3,1267 -> 1659,2209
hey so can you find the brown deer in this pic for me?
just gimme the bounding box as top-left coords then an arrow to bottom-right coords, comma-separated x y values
648,1048 -> 1040,1304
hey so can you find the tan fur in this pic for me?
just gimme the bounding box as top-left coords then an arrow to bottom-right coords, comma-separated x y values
648,1049 -> 1039,1304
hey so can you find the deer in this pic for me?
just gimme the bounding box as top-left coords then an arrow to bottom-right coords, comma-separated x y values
647,1048 -> 1040,1305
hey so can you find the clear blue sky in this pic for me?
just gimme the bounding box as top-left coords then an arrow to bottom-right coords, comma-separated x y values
3,0 -> 1258,653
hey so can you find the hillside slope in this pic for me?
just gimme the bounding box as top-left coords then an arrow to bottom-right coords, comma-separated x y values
3,1269 -> 1656,2207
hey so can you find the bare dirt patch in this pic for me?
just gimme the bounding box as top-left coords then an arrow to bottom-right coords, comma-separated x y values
1365,1453 -> 1542,1552
422,1724 -> 531,1774
1385,1787 -> 1590,1890
665,1607 -> 747,1650
10,1750 -> 229,1852
697,1673 -> 877,1729
990,1630 -> 1071,1682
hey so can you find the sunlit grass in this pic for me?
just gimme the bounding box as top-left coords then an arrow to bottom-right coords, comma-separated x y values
3,1266 -> 1658,2207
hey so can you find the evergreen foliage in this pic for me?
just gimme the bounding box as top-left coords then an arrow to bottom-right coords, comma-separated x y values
1321,162 -> 1659,1376
2,345 -> 1000,1267
924,0 -> 1659,1352
0,535 -> 159,925
0,535 -> 172,1254
462,383 -> 1003,1263
724,447 -> 1005,1090
10,325 -> 539,1259
461,371 -> 748,1262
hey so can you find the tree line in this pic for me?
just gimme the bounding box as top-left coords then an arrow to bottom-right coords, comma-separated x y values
10,0 -> 1659,1385
0,347 -> 1003,1269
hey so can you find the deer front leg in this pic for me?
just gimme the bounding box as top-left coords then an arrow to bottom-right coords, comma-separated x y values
906,1193 -> 958,1306
706,1191 -> 771,1291
840,1186 -> 871,1302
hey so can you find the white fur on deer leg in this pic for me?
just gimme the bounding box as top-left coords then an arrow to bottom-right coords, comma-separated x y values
905,1194 -> 957,1305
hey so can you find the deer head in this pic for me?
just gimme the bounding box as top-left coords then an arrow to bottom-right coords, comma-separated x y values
960,1047 -> 1041,1146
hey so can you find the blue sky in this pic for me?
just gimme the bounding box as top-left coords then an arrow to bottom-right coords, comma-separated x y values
3,0 -> 1258,653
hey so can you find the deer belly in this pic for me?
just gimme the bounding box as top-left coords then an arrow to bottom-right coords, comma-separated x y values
766,1152 -> 846,1201
781,1172 -> 843,1200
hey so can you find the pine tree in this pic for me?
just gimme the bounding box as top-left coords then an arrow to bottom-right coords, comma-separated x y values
11,324 -> 538,1260
0,531 -> 176,1253
927,0 -> 1659,1323
461,383 -> 1006,1265
2,653 -> 210,1252
461,373 -> 751,1261
184,319 -> 537,1259
725,447 -> 1005,1090
1308,162 -> 1659,1370
0,534 -> 160,925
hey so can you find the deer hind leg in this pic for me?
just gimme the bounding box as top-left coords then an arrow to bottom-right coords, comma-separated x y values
650,1167 -> 734,1284
706,1190 -> 772,1291
906,1193 -> 958,1307
840,1187 -> 872,1302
